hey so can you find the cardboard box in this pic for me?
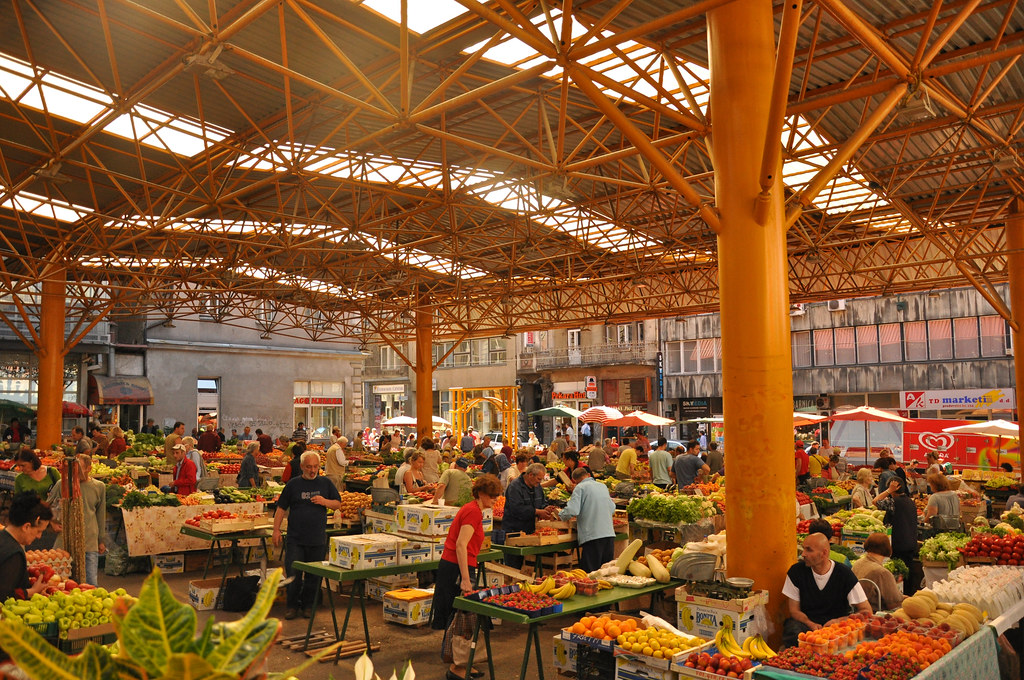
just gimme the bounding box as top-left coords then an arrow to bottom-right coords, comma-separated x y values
562,613 -> 644,651
382,588 -> 434,626
366,576 -> 418,601
366,510 -> 401,534
553,634 -> 578,673
615,657 -> 676,680
329,535 -> 400,570
674,589 -> 767,644
399,504 -> 459,536
397,537 -> 435,565
672,661 -> 758,680
482,508 -> 493,533
188,578 -> 224,611
152,553 -> 184,574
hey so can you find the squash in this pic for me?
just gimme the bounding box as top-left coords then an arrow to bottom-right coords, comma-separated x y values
647,555 -> 671,583
617,539 -> 644,575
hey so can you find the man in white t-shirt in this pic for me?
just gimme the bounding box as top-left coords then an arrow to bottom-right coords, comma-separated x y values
781,533 -> 871,648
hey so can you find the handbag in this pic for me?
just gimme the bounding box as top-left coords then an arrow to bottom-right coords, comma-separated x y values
441,610 -> 487,666
222,575 -> 260,612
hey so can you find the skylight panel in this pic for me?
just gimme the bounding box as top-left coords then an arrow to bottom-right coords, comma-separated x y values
2,191 -> 92,224
356,0 -> 473,34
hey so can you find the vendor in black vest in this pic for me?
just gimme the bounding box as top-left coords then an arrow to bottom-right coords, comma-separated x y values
781,533 -> 871,648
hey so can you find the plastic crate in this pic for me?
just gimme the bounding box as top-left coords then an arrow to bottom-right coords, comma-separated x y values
59,632 -> 117,653
577,644 -> 616,680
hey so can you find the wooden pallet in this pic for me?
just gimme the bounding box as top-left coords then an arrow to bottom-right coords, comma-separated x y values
539,550 -> 577,572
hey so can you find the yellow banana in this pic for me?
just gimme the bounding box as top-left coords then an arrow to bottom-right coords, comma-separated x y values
539,577 -> 556,595
597,580 -> 613,590
722,628 -> 750,658
713,628 -> 725,651
742,635 -> 756,658
754,635 -> 777,658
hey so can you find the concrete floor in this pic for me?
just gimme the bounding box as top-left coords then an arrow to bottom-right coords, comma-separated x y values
99,566 -> 580,680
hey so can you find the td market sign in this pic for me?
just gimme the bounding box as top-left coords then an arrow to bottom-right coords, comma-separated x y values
901,389 -> 1015,410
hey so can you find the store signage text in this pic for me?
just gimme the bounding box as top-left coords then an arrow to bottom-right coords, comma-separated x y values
552,391 -> 587,400
901,388 -> 1015,410
373,384 -> 406,394
293,397 -> 344,405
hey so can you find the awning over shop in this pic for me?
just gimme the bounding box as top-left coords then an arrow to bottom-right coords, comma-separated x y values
88,374 -> 154,405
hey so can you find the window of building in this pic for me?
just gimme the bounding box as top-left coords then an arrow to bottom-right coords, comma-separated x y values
813,329 -> 834,366
454,340 -> 471,366
432,341 -> 455,368
904,321 -> 927,361
792,331 -> 812,368
381,345 -> 402,370
682,339 -> 699,373
834,327 -> 856,365
665,341 -> 682,373
953,317 -> 979,359
980,315 -> 1007,357
488,337 -> 506,363
856,325 -> 879,364
879,323 -> 902,362
294,380 -> 344,437
928,319 -> 953,360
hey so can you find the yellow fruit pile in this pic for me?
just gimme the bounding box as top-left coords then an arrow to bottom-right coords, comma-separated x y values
616,628 -> 705,660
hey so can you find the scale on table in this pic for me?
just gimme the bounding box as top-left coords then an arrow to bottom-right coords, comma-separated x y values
370,486 -> 401,512
684,577 -> 754,600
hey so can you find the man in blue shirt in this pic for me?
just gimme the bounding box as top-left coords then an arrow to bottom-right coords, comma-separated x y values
503,463 -> 557,568
459,430 -> 475,453
559,467 -> 616,571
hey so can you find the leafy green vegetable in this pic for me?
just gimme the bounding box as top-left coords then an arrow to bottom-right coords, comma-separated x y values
627,494 -> 714,524
919,532 -> 970,566
120,490 -> 182,509
831,545 -> 859,562
883,558 -> 909,578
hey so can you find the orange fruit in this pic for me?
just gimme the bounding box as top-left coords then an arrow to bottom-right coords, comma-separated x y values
591,627 -> 605,639
607,625 -> 621,638
572,623 -> 586,635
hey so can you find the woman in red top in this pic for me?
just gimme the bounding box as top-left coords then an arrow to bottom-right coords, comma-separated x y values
106,426 -> 127,459
431,474 -> 502,680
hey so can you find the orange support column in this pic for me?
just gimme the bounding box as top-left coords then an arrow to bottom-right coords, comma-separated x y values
415,294 -> 434,443
708,0 -> 796,638
36,269 -> 67,450
1008,201 -> 1024,423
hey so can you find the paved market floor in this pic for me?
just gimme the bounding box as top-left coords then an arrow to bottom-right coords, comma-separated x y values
101,568 -> 586,680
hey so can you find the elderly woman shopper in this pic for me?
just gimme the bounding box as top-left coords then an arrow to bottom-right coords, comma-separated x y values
237,441 -> 260,488
431,474 -> 502,680
852,533 -> 907,612
851,468 -> 876,509
107,426 -> 127,459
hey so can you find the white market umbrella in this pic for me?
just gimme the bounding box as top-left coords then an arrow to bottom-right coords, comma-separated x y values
383,414 -> 451,428
793,412 -> 828,427
941,419 -> 1019,438
831,406 -> 913,464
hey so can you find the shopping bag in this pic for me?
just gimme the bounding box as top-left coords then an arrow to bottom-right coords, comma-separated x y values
441,610 -> 487,665
222,575 -> 260,612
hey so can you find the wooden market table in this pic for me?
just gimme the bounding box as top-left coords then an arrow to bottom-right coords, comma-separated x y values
491,531 -> 628,574
292,549 -> 505,661
453,579 -> 683,680
178,524 -> 272,591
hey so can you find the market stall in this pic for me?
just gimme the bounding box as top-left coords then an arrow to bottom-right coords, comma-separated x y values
292,549 -> 505,659
453,579 -> 684,680
120,502 -> 265,556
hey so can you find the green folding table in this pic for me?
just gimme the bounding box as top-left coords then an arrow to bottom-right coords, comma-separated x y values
491,532 -> 628,573
178,524 -> 272,590
453,579 -> 682,680
292,549 -> 504,662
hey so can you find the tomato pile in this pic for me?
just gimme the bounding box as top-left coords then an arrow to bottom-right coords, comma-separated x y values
216,463 -> 241,474
796,519 -> 844,535
958,533 -> 1024,564
184,509 -> 238,526
855,630 -> 951,668
492,495 -> 505,518
796,491 -> 812,505
483,590 -> 559,612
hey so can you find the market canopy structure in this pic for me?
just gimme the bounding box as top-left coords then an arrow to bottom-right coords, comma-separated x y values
0,0 -> 1021,345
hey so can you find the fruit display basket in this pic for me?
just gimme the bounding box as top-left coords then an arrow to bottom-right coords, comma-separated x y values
480,584 -> 563,618
504,530 -> 574,546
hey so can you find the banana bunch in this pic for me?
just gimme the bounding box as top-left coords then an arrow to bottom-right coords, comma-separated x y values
549,582 -> 577,600
555,569 -> 589,580
521,577 -> 557,594
714,625 -> 777,661
596,580 -> 613,590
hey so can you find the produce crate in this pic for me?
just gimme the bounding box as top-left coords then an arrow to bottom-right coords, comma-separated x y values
540,550 -> 578,572
577,644 -> 616,680
197,517 -> 253,533
504,531 -> 574,546
960,503 -> 986,525
613,638 -> 713,671
218,473 -> 238,488
562,614 -> 645,651
58,623 -> 117,653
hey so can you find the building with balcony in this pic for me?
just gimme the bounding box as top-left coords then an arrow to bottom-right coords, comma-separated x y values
516,321 -> 660,442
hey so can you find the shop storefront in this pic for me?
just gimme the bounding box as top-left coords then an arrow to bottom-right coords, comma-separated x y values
369,383 -> 408,427
88,374 -> 155,433
293,381 -> 345,439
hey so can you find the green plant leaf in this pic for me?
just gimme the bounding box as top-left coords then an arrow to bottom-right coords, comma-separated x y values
0,620 -> 138,680
192,615 -> 216,657
117,567 -> 198,677
157,653 -> 237,680
204,569 -> 282,674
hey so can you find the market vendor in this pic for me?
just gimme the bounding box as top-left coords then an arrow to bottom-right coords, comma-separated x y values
255,428 -> 274,454
852,533 -> 907,612
782,533 -> 870,648
163,421 -> 185,462
237,441 -> 260,489
558,467 -> 615,571
197,424 -> 221,453
0,492 -> 53,600
432,457 -> 473,505
502,462 -> 559,568
2,418 -> 30,447
273,451 -> 342,620
162,443 -> 197,495
47,455 -> 105,585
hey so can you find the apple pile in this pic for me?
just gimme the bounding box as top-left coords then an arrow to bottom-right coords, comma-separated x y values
2,587 -> 134,638
682,652 -> 754,677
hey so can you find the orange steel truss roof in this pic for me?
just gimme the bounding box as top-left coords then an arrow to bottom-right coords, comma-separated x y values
0,0 -> 1021,344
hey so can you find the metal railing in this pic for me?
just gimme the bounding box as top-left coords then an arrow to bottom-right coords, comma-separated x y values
519,341 -> 659,370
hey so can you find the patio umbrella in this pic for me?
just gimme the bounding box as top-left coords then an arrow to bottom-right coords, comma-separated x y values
941,420 -> 1019,438
793,413 -> 829,427
604,410 -> 675,427
830,406 -> 913,464
942,420 -> 1019,466
382,415 -> 450,428
528,404 -> 585,442
62,401 -> 92,418
0,399 -> 36,420
578,405 -> 625,424
686,416 -> 725,423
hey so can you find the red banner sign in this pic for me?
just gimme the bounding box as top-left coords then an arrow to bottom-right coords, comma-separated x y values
293,397 -> 345,405
903,418 -> 1019,470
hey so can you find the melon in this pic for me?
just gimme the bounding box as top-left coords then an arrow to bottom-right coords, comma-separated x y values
902,596 -> 931,619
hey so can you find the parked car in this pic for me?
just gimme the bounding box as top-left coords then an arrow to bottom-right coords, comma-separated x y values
484,431 -> 528,449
